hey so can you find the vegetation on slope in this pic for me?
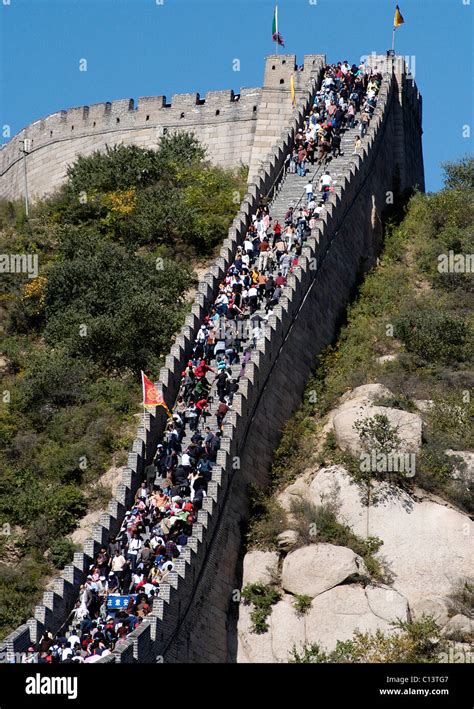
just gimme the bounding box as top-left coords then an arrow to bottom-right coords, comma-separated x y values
0,134 -> 247,638
290,617 -> 448,664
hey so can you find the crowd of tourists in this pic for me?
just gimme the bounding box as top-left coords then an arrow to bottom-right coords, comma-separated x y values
21,61 -> 381,663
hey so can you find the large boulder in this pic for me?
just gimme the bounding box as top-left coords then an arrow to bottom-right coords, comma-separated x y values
281,543 -> 366,598
242,551 -> 279,587
270,595 -> 306,662
236,603 -> 275,663
305,584 -> 409,653
308,467 -> 474,610
409,597 -> 450,628
441,614 -> 474,641
333,404 -> 423,458
365,585 -> 410,622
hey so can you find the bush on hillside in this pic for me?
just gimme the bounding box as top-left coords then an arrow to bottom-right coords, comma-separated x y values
394,307 -> 469,364
290,616 -> 443,663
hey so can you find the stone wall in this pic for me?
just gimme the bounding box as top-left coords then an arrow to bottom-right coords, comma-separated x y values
0,54 -> 326,202
0,89 -> 262,201
0,54 -> 424,664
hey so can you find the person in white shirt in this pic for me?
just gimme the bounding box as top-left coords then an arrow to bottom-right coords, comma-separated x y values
305,181 -> 314,204
126,533 -> 142,571
61,644 -> 73,662
181,451 -> 191,468
320,171 -> 333,189
68,631 -> 81,648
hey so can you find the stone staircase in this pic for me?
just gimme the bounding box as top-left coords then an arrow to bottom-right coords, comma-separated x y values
166,125 -> 363,462
269,124 -> 361,223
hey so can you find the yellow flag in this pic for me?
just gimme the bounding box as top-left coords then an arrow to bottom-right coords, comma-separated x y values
394,5 -> 405,28
290,75 -> 296,106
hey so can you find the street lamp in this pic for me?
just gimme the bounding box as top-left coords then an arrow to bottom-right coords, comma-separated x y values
19,138 -> 32,217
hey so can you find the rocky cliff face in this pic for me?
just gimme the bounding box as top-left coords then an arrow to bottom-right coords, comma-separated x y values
237,385 -> 473,663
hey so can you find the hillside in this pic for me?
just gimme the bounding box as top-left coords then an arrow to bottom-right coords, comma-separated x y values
0,135 -> 247,639
239,157 -> 474,663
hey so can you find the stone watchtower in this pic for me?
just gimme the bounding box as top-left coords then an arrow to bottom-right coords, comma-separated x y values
247,53 -> 325,179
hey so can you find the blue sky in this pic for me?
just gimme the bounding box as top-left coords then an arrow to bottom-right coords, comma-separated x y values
0,0 -> 472,191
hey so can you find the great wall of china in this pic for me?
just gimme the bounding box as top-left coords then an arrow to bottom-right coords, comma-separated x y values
0,52 -> 424,662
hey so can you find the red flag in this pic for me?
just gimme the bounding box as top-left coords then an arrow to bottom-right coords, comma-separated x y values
141,371 -> 171,416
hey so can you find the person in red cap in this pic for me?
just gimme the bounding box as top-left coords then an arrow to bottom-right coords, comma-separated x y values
194,359 -> 214,379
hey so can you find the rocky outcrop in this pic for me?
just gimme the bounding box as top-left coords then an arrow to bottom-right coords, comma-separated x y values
242,551 -> 279,587
308,466 -> 474,607
281,543 -> 367,598
237,383 -> 472,663
333,402 -> 422,458
238,583 -> 410,661
270,595 -> 307,662
305,585 -> 409,653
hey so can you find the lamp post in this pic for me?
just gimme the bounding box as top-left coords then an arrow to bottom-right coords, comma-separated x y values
19,138 -> 32,217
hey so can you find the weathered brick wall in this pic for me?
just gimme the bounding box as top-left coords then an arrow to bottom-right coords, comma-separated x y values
0,55 -> 424,664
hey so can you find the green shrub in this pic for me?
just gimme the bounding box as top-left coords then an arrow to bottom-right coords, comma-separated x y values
442,156 -> 474,190
394,307 -> 469,364
354,413 -> 402,456
293,594 -> 312,617
49,537 -> 77,569
241,583 -> 281,634
246,488 -> 288,551
0,558 -> 49,638
47,485 -> 88,536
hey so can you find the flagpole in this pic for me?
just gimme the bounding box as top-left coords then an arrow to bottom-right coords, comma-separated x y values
141,370 -> 147,427
275,4 -> 278,55
392,26 -> 396,52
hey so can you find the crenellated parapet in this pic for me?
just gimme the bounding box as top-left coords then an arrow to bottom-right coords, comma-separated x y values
0,87 -> 263,201
0,54 -> 326,201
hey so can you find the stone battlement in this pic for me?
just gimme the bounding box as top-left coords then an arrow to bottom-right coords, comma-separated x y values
0,54 -> 325,200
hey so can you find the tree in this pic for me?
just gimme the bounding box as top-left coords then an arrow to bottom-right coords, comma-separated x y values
442,156 -> 474,190
43,229 -> 192,373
